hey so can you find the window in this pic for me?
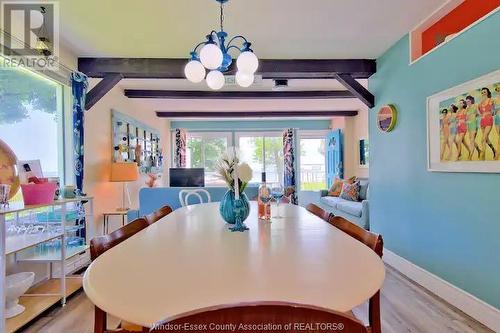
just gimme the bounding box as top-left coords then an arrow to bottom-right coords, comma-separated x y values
237,133 -> 283,184
299,136 -> 326,191
186,133 -> 230,186
0,65 -> 67,200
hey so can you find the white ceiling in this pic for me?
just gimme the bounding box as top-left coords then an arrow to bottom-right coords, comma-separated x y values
57,0 -> 445,59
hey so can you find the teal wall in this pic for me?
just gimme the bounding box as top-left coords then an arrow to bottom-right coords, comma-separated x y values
170,119 -> 331,131
369,12 -> 500,308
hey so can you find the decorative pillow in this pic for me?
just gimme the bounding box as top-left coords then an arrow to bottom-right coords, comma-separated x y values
328,176 -> 356,196
340,181 -> 360,202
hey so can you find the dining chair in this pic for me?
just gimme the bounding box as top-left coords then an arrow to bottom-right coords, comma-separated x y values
305,203 -> 332,222
90,217 -> 149,333
329,215 -> 384,333
150,302 -> 369,333
178,189 -> 211,207
145,205 -> 173,225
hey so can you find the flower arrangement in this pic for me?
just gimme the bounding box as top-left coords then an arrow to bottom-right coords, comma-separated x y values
215,148 -> 253,193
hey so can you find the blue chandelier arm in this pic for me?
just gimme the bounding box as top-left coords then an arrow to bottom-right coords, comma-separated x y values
208,31 -> 219,42
227,35 -> 249,49
191,42 -> 207,53
226,45 -> 242,53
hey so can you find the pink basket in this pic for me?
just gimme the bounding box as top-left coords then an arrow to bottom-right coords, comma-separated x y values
21,182 -> 57,205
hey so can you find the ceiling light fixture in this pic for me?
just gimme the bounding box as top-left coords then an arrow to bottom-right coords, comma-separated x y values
184,0 -> 258,90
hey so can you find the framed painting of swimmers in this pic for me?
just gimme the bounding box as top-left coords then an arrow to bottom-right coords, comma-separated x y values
427,69 -> 500,173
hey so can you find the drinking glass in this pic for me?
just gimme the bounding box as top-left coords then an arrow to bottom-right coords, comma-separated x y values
271,183 -> 285,218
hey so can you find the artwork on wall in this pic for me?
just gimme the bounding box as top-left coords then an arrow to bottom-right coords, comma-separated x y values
112,110 -> 163,174
427,69 -> 500,173
377,104 -> 398,132
359,139 -> 369,167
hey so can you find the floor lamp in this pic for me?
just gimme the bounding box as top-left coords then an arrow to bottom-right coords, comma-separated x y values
110,162 -> 139,211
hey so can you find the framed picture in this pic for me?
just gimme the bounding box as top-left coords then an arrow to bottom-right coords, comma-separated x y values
359,139 -> 369,167
377,104 -> 397,132
111,110 -> 163,174
427,69 -> 500,173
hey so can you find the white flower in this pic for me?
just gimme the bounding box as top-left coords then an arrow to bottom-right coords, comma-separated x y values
238,162 -> 253,183
215,147 -> 240,188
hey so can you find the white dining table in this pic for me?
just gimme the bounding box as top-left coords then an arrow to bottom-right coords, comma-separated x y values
83,202 -> 385,328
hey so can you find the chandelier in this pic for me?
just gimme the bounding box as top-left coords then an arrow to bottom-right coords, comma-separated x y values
184,0 -> 259,90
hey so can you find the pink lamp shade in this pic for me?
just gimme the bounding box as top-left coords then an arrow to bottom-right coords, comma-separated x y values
110,163 -> 138,182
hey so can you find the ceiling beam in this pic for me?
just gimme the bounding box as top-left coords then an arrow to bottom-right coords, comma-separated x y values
334,73 -> 374,108
85,73 -> 123,110
124,90 -> 354,99
156,110 -> 358,118
78,58 -> 376,79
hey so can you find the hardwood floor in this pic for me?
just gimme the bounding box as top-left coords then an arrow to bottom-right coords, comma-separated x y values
18,265 -> 492,333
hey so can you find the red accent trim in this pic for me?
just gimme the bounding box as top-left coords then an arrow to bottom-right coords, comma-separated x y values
422,0 -> 500,54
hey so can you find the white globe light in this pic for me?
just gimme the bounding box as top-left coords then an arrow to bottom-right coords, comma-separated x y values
184,60 -> 205,83
236,51 -> 258,73
206,70 -> 225,90
235,71 -> 254,87
200,43 -> 223,70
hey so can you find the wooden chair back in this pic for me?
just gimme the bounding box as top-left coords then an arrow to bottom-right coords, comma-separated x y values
90,217 -> 149,333
145,205 -> 173,225
328,216 -> 383,257
329,215 -> 384,333
305,203 -> 332,222
151,302 -> 369,333
90,217 -> 149,261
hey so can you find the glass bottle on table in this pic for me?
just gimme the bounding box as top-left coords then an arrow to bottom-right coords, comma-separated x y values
258,172 -> 271,220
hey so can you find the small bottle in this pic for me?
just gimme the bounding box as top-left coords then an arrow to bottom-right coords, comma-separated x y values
258,172 -> 271,220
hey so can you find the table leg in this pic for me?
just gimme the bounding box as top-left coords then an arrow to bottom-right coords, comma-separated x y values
122,214 -> 125,227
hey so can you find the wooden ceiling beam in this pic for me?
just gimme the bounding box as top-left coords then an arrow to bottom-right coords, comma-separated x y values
124,90 -> 354,99
78,58 -> 376,79
155,110 -> 358,118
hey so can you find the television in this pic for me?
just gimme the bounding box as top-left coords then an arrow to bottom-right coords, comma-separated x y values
169,168 -> 205,187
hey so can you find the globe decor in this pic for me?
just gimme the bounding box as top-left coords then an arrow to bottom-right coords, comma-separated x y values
215,148 -> 253,232
184,0 -> 259,90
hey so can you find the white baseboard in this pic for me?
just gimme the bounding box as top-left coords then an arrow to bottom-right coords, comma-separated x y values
383,249 -> 500,332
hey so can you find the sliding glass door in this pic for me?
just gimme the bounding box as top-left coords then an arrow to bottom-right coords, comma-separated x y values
236,132 -> 283,185
186,132 -> 230,185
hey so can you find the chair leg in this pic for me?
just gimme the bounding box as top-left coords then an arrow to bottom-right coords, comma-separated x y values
95,306 -> 107,333
369,291 -> 382,333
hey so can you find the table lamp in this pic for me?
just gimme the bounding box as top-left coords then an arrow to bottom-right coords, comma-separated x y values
110,162 -> 138,211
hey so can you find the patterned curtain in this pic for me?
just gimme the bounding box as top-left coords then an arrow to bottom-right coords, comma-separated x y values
174,128 -> 187,168
283,128 -> 298,205
70,72 -> 89,194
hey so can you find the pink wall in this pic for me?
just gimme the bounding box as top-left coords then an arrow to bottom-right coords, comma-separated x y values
84,82 -> 170,234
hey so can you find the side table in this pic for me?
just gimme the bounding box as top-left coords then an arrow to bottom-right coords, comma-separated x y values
102,210 -> 128,234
